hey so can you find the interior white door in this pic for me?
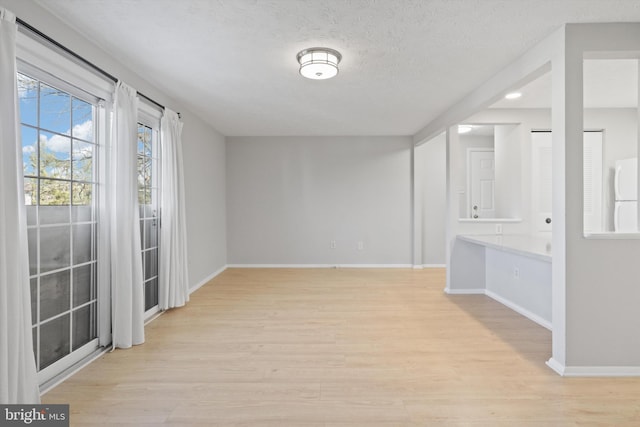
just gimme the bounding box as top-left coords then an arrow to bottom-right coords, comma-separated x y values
531,131 -> 603,233
531,132 -> 553,232
468,149 -> 496,218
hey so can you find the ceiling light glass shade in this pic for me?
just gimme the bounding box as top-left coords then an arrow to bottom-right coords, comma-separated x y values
296,47 -> 342,80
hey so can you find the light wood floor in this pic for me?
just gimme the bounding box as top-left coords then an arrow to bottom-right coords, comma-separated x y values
43,268 -> 640,426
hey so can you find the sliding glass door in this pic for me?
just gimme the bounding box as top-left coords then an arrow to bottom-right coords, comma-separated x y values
137,122 -> 160,316
19,72 -> 100,381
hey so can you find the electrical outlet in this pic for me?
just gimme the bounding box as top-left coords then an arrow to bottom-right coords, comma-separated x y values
495,224 -> 503,235
513,267 -> 520,279
330,240 -> 337,249
357,241 -> 364,251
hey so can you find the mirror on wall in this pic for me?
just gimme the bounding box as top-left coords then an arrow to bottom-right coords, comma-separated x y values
583,57 -> 638,235
457,123 -> 522,220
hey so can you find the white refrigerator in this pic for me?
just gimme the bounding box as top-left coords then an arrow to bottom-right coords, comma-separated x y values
614,157 -> 638,232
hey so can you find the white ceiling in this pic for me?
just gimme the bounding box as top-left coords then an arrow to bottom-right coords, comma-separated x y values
36,0 -> 640,136
491,59 -> 639,109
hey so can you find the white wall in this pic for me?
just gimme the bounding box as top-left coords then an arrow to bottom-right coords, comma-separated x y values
181,116 -> 227,287
419,133 -> 447,265
2,0 -> 228,287
226,136 -> 412,265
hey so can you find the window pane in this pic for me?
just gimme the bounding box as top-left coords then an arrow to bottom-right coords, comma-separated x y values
40,131 -> 71,180
24,177 -> 37,214
72,304 -> 95,351
144,127 -> 152,157
72,205 -> 92,223
28,228 -> 37,276
72,141 -> 93,182
137,125 -> 145,153
72,98 -> 93,142
72,182 -> 92,206
144,219 -> 158,249
21,125 -> 38,176
40,225 -> 70,273
40,315 -> 70,370
40,179 -> 70,206
18,74 -> 38,127
73,264 -> 92,307
40,269 -> 70,320
145,278 -> 158,311
73,223 -> 92,265
30,278 -> 37,325
39,84 -> 70,135
144,248 -> 158,280
39,205 -> 70,225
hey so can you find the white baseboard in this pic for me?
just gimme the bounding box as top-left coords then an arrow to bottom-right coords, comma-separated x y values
227,264 -> 413,269
423,264 -> 446,268
546,358 -> 565,376
444,287 -> 485,295
190,265 -> 228,294
546,358 -> 640,376
485,289 -> 552,331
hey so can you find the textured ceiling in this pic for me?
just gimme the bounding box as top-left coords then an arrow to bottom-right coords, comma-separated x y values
35,0 -> 640,136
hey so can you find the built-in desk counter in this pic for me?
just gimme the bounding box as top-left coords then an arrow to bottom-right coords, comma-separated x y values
448,234 -> 552,330
457,234 -> 552,262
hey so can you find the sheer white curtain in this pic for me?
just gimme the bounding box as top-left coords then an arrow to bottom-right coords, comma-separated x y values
110,81 -> 145,348
0,8 -> 40,403
159,108 -> 190,309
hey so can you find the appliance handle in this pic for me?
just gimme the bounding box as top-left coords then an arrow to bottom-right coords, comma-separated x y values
614,165 -> 622,200
614,203 -> 620,231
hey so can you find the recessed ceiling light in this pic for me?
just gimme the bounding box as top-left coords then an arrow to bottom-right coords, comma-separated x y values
458,125 -> 473,134
296,47 -> 342,80
505,92 -> 522,100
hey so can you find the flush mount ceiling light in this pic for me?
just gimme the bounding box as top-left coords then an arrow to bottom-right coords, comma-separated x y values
505,92 -> 522,100
296,47 -> 342,80
458,125 -> 473,134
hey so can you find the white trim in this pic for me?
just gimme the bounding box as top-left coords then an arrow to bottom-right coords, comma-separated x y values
16,31 -> 113,101
189,265 -> 228,294
444,288 -> 552,330
485,289 -> 552,330
546,358 -> 566,376
226,264 -> 413,269
412,265 -> 424,270
423,264 -> 446,268
444,287 -> 485,295
583,232 -> 640,240
546,358 -> 640,376
458,218 -> 522,223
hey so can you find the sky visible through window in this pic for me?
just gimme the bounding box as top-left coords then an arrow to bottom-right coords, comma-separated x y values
18,74 -> 95,206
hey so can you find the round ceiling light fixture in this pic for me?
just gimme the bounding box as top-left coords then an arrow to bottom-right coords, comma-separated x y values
505,92 -> 522,100
296,47 -> 342,80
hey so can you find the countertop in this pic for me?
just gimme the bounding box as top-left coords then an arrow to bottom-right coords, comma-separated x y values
457,234 -> 552,262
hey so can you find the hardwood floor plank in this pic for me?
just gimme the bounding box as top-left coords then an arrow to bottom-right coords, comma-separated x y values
42,268 -> 640,426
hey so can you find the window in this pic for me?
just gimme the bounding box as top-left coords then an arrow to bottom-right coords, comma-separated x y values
137,121 -> 160,314
19,72 -> 99,375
